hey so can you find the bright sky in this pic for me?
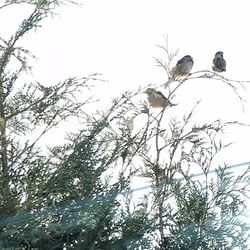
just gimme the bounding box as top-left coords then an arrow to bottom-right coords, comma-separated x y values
1,0 -> 250,164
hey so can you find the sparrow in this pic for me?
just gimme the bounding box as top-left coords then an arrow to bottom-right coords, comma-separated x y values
145,88 -> 176,108
212,51 -> 226,72
166,55 -> 194,86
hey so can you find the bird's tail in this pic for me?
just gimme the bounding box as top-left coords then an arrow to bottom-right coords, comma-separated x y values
165,78 -> 173,87
169,101 -> 178,107
165,67 -> 177,87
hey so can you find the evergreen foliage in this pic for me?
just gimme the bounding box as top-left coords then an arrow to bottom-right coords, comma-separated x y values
0,1 -> 249,249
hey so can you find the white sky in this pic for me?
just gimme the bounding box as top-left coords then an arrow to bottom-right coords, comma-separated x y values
1,0 -> 250,165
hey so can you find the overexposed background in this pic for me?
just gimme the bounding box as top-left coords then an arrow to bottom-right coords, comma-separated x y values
1,1 -> 250,176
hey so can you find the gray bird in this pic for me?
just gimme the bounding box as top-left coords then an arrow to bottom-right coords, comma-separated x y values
212,51 -> 226,72
145,88 -> 176,108
171,55 -> 194,77
166,55 -> 194,86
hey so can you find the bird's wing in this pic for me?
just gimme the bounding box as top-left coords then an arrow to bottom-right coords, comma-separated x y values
156,92 -> 177,107
213,57 -> 217,65
156,91 -> 168,100
214,57 -> 226,69
222,58 -> 226,68
176,57 -> 185,66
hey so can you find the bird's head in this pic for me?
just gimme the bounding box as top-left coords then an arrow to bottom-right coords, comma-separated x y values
215,51 -> 224,57
145,88 -> 155,95
183,55 -> 193,62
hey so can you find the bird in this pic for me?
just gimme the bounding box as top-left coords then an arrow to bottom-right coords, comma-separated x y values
166,55 -> 194,86
212,51 -> 226,72
145,88 -> 176,108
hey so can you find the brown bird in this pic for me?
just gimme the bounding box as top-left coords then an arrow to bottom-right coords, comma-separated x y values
145,88 -> 176,108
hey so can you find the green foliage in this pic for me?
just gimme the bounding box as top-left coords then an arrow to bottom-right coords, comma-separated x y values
137,103 -> 249,250
0,1 -> 249,250
162,168 -> 249,250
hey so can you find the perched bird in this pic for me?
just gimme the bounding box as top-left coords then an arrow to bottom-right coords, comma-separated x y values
145,88 -> 176,108
166,55 -> 194,86
171,55 -> 194,77
212,51 -> 226,72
